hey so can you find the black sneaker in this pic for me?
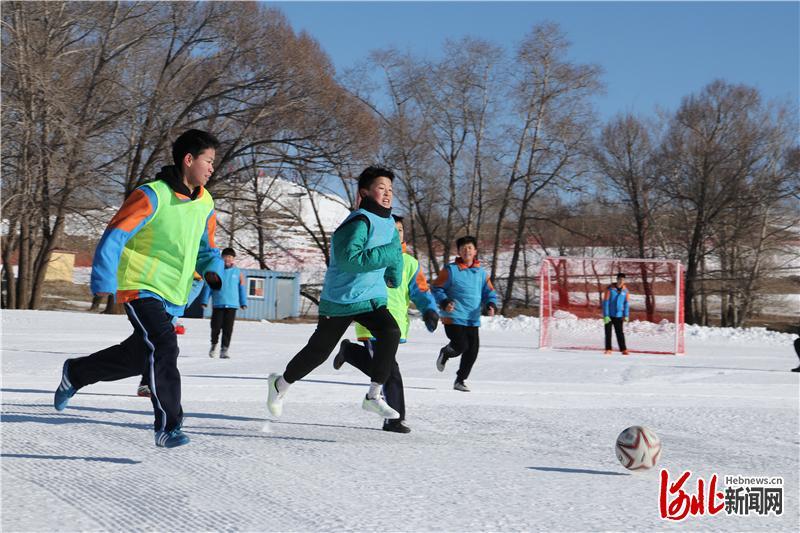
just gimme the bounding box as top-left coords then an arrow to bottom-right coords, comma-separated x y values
792,366 -> 800,373
383,419 -> 411,434
333,340 -> 351,370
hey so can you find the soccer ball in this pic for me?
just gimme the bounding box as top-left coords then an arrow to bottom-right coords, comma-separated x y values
615,426 -> 661,471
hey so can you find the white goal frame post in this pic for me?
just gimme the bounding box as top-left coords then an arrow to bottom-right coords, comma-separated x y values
538,256 -> 685,355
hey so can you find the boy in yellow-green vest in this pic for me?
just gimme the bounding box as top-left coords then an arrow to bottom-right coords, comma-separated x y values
332,214 -> 439,433
54,129 -> 224,449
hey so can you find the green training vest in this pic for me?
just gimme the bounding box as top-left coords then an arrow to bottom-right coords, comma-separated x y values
117,180 -> 214,305
355,253 -> 418,341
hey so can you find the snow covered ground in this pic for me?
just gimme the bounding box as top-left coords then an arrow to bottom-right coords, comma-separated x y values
1,310 -> 798,531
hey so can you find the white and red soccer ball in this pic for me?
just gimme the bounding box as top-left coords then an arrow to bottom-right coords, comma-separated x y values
615,426 -> 661,471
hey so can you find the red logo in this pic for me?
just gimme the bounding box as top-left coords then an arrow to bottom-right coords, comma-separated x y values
659,469 -> 725,521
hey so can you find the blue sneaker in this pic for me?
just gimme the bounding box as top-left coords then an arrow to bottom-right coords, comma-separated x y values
154,428 -> 190,448
54,361 -> 76,411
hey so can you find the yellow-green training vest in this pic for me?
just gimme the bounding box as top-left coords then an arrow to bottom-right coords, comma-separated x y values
117,180 -> 214,305
355,253 -> 419,342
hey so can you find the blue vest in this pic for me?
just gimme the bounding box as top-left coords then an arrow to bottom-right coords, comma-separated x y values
320,209 -> 395,305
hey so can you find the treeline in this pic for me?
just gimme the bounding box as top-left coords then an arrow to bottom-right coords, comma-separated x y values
2,1 -> 378,309
2,2 -> 797,326
341,25 -> 799,326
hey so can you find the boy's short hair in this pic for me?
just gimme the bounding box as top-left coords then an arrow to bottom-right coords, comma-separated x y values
357,166 -> 395,190
172,129 -> 220,168
221,247 -> 236,257
456,236 -> 477,249
616,272 -> 626,279
392,214 -> 405,223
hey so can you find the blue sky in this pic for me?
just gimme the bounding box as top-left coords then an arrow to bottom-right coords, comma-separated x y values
270,1 -> 799,120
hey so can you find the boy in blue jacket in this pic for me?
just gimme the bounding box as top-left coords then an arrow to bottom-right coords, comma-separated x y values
432,236 -> 498,392
266,166 -> 404,420
603,272 -> 630,355
200,248 -> 247,359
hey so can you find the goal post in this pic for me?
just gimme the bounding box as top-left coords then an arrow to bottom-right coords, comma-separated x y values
538,256 -> 685,355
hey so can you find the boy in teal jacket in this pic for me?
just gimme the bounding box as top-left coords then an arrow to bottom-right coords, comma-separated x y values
333,215 -> 439,433
266,167 -> 404,420
432,236 -> 498,392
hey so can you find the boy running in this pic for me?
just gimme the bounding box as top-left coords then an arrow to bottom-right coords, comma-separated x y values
433,236 -> 498,392
332,214 -> 439,433
266,166 -> 404,420
54,129 -> 223,448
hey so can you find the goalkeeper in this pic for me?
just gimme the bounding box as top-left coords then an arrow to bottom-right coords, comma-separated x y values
603,272 -> 630,355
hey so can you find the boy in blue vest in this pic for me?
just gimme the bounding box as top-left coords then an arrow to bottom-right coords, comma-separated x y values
53,129 -> 224,448
200,247 -> 247,359
332,214 -> 439,433
432,236 -> 498,392
603,272 -> 630,355
266,166 -> 403,420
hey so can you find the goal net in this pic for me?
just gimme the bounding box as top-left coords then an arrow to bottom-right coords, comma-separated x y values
538,256 -> 685,354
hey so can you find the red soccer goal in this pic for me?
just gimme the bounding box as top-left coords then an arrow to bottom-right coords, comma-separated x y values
538,256 -> 685,355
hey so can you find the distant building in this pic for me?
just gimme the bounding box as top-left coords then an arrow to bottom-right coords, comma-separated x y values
185,268 -> 301,321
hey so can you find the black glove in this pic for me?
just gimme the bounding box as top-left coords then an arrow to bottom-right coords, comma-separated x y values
439,299 -> 453,312
485,302 -> 497,314
204,271 -> 222,291
423,309 -> 439,332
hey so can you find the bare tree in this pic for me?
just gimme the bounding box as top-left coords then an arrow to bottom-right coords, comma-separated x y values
490,23 -> 602,312
593,114 -> 665,319
3,1 -> 159,309
659,80 -> 793,324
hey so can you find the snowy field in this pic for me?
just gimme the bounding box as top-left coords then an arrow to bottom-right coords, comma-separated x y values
1,309 -> 798,532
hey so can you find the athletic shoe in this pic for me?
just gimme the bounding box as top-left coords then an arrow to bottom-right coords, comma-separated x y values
453,380 -> 470,392
603,350 -> 612,355
436,346 -> 449,372
622,350 -> 630,355
209,344 -> 218,358
791,366 -> 800,373
362,394 -> 400,419
54,361 -> 76,411
220,347 -> 230,359
154,428 -> 190,448
137,384 -> 151,397
174,324 -> 186,335
333,340 -> 351,370
383,419 -> 411,434
266,373 -> 286,417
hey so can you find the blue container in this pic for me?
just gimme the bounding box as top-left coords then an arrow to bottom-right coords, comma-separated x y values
199,269 -> 300,320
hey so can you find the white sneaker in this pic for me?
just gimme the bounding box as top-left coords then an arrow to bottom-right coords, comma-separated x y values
362,394 -> 400,419
209,344 -> 218,358
267,373 -> 286,417
220,347 -> 230,359
453,380 -> 470,392
436,346 -> 449,372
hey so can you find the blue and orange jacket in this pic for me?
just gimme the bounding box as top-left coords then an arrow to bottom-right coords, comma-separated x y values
602,283 -> 630,318
90,166 -> 223,317
431,257 -> 498,327
200,266 -> 247,308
